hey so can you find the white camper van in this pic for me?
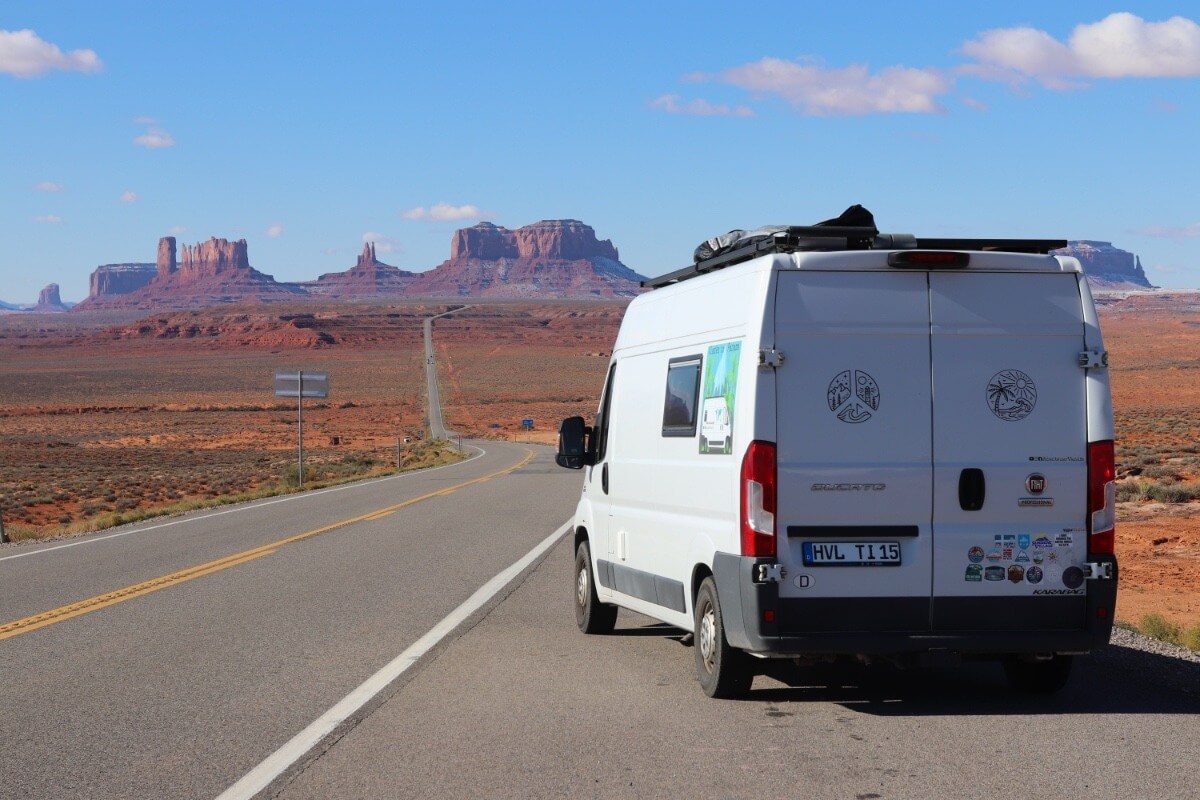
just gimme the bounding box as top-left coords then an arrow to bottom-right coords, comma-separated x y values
556,214 -> 1118,698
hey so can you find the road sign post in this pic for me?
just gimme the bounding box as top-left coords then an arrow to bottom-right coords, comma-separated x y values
274,370 -> 329,489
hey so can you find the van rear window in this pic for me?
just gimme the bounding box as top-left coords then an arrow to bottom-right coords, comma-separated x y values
662,356 -> 702,437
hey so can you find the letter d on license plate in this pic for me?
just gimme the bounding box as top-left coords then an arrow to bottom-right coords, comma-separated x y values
802,541 -> 901,567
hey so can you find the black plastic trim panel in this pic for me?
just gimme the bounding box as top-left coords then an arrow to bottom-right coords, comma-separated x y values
597,560 -> 686,613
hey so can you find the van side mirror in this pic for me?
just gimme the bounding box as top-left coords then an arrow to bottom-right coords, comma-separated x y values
556,416 -> 592,469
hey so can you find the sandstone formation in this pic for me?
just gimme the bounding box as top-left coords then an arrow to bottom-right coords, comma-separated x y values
412,220 -> 644,298
306,243 -> 417,298
84,263 -> 157,302
157,237 -> 177,276
74,236 -> 304,311
1054,240 -> 1155,289
35,283 -> 68,312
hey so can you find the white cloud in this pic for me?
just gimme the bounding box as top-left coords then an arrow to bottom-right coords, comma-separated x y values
1131,223 -> 1200,238
34,181 -> 64,192
719,58 -> 950,116
960,96 -> 989,112
650,94 -> 754,117
167,225 -> 187,235
119,190 -> 138,203
362,232 -> 399,254
265,224 -> 284,238
33,214 -> 62,224
0,29 -> 102,78
401,203 -> 487,222
961,13 -> 1200,86
134,127 -> 175,149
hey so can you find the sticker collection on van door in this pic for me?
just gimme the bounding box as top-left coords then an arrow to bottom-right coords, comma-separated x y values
962,532 -> 1082,591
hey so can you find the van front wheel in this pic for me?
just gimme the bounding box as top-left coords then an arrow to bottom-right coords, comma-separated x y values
694,577 -> 752,698
575,541 -> 617,634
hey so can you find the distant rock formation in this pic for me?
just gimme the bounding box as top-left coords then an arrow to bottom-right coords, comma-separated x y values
34,283 -> 68,312
73,236 -> 304,310
306,242 -> 417,298
157,236 -> 177,276
1054,241 -> 1155,289
413,220 -> 644,298
450,220 -> 621,262
83,263 -> 158,302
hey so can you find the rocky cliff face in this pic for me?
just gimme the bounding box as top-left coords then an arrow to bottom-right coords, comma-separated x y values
157,237 -> 177,277
418,220 -> 642,298
450,220 -> 620,262
74,236 -> 303,310
306,243 -> 417,298
83,264 -> 158,301
1054,241 -> 1155,289
35,283 -> 68,312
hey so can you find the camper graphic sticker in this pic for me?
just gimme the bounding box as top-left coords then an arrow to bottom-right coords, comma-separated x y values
699,341 -> 740,454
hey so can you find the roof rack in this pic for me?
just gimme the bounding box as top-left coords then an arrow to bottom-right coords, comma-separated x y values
641,231 -> 1068,289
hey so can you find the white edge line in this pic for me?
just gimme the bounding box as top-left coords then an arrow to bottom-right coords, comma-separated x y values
0,445 -> 488,564
215,519 -> 571,800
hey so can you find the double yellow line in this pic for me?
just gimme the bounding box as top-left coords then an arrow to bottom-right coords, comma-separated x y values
0,448 -> 534,642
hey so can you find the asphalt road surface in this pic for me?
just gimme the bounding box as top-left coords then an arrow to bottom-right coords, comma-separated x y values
422,308 -> 466,440
278,535 -> 1200,800
5,452 -> 1199,799
0,440 -> 580,799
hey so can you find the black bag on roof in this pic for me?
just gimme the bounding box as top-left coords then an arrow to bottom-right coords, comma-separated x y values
693,205 -> 877,264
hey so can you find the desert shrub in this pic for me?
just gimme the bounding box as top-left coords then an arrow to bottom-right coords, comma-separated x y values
1181,623 -> 1200,652
1147,483 -> 1200,503
283,464 -> 301,488
1142,464 -> 1181,481
57,513 -> 71,524
1140,613 -> 1183,646
1115,480 -> 1153,502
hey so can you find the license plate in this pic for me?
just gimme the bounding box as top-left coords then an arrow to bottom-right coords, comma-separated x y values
802,541 -> 901,567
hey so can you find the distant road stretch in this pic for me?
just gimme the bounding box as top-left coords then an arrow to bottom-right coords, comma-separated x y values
423,307 -> 466,440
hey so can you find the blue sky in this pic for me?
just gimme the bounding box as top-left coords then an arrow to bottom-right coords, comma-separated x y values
3,2 -> 1199,303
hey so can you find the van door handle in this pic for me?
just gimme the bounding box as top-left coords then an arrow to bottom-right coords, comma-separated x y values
602,463 -> 609,495
959,468 -> 985,511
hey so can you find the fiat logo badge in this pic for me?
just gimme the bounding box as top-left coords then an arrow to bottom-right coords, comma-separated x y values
1026,474 -> 1047,494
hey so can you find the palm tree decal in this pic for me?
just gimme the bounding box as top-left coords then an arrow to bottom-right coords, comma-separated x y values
986,370 -> 1037,421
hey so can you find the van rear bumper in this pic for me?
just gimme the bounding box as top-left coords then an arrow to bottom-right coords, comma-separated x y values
712,552 -> 1117,657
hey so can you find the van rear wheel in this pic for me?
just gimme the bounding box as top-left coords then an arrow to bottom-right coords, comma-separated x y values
694,577 -> 752,698
575,541 -> 617,634
1003,654 -> 1073,693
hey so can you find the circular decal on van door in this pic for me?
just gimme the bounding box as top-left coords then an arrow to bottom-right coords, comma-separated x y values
986,369 -> 1037,422
828,370 -> 880,423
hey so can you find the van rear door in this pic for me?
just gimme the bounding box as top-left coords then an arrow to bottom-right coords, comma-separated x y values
773,271 -> 934,633
928,272 -> 1089,632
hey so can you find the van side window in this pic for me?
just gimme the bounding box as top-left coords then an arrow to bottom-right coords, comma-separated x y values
661,355 -> 702,437
594,363 -> 616,462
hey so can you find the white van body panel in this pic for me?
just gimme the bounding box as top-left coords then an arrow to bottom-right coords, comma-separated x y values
569,245 -> 1115,656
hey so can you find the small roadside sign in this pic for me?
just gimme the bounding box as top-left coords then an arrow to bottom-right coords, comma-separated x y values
274,370 -> 330,488
521,418 -> 534,430
274,371 -> 329,398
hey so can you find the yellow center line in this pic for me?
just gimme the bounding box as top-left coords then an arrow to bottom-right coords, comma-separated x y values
0,448 -> 535,642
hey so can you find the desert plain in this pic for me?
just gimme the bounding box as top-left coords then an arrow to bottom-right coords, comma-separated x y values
0,294 -> 1197,634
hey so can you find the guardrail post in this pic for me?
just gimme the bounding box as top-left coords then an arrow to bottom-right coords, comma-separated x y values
0,512 -> 7,544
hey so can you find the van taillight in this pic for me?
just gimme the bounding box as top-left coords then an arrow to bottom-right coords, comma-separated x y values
740,441 -> 776,558
1088,440 -> 1116,555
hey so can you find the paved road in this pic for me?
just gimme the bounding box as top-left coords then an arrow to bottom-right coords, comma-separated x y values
0,440 -> 581,799
422,308 -> 466,440
279,535 -> 1200,800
